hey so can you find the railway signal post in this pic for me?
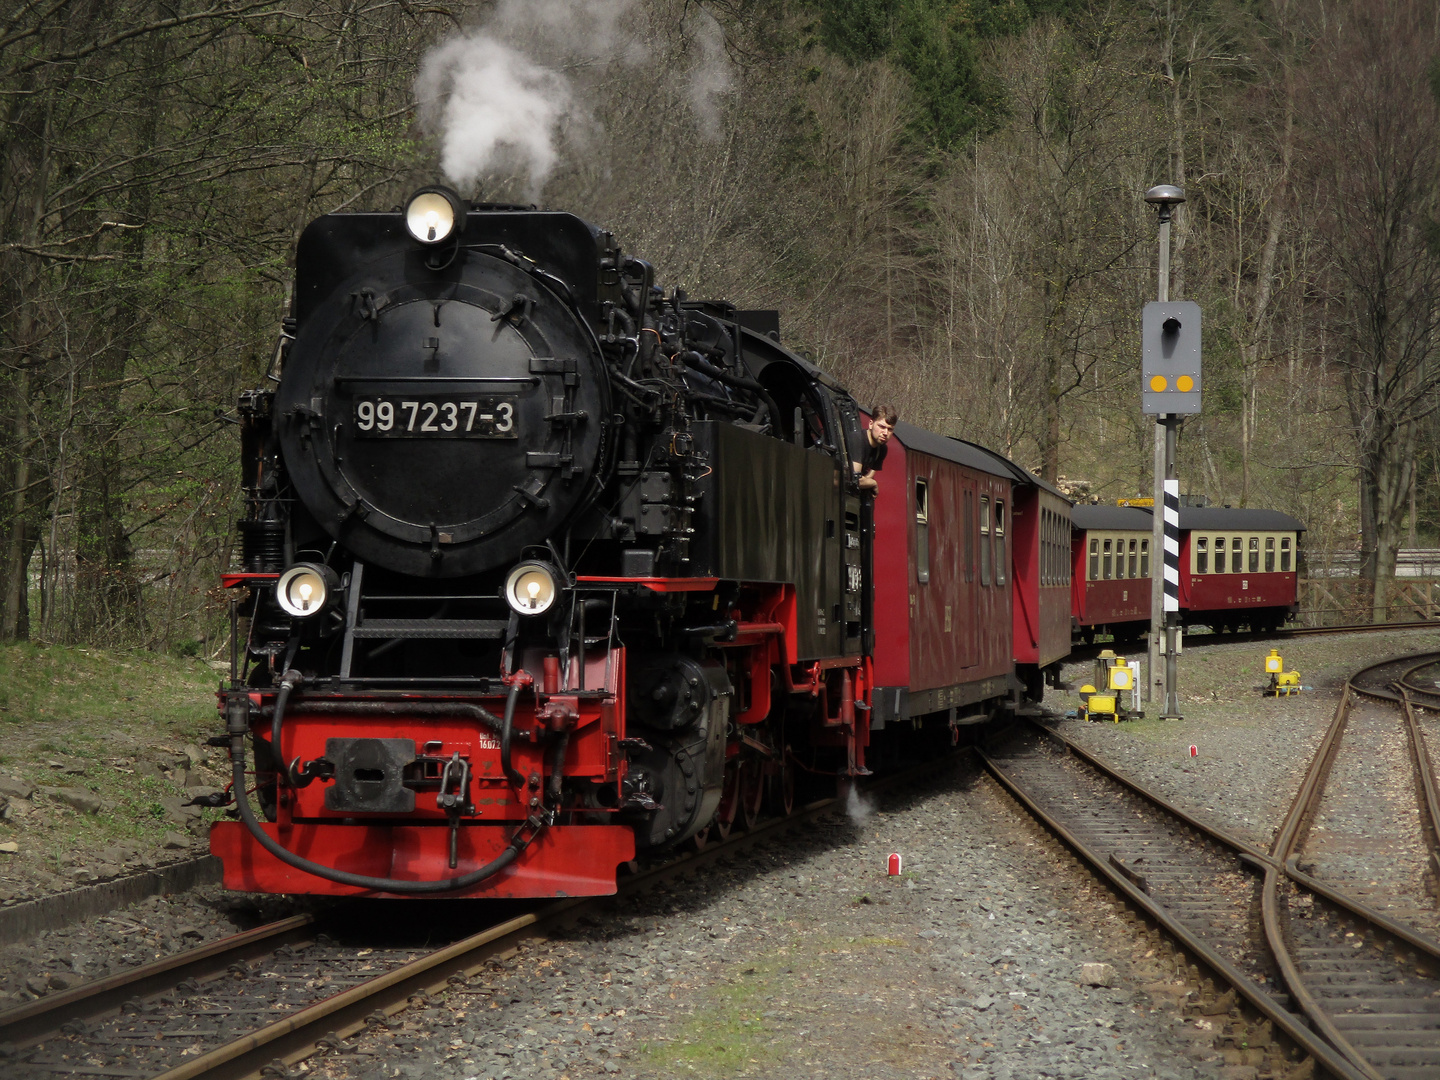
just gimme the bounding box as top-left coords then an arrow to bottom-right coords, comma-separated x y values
1142,184 -> 1199,720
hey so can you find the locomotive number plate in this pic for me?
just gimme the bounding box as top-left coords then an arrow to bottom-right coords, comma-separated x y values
352,396 -> 517,439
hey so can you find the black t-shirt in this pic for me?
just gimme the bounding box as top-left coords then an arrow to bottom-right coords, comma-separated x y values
861,437 -> 888,475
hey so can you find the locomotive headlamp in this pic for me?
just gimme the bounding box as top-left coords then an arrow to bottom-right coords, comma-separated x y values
404,187 -> 466,245
504,561 -> 560,616
276,563 -> 339,618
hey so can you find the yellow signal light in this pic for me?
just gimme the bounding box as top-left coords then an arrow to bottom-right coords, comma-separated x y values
1177,375 -> 1194,392
1150,375 -> 1168,392
1265,649 -> 1283,674
1108,666 -> 1133,691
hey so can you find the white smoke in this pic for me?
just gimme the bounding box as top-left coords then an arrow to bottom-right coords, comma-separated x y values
685,6 -> 733,142
416,1 -> 733,199
415,37 -> 573,197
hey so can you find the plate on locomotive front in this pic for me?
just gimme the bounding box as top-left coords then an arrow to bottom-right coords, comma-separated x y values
352,395 -> 519,439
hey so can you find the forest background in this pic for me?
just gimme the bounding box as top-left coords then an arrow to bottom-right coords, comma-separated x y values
2,0 -> 1438,653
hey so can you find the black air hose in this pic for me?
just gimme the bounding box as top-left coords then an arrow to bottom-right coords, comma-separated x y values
271,669 -> 302,783
685,392 -> 752,417
679,351 -> 780,431
229,732 -> 534,894
499,681 -> 525,787
546,728 -> 571,805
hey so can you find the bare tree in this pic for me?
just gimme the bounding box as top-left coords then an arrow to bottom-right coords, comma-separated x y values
971,15 -> 1149,483
1300,0 -> 1440,620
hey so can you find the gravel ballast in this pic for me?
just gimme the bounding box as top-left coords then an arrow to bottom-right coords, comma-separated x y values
1056,629 -> 1440,853
308,768 -> 1221,1080
6,627 -> 1439,1078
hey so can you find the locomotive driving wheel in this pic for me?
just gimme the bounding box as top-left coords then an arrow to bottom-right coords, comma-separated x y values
737,757 -> 764,831
713,758 -> 741,840
767,745 -> 796,817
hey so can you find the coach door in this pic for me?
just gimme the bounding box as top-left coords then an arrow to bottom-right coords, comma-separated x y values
961,478 -> 978,668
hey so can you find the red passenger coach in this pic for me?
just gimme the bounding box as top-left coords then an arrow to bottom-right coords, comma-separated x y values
869,423 -> 1021,729
1007,474 -> 1073,700
1178,507 -> 1304,632
1070,505 -> 1154,643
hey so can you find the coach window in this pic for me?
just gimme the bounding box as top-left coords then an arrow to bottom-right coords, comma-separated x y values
1128,539 -> 1138,578
1249,536 -> 1260,573
1281,536 -> 1292,572
964,491 -> 975,583
1265,536 -> 1275,572
1102,538 -> 1113,580
1089,538 -> 1099,581
994,502 -> 1006,585
1040,512 -> 1050,585
1196,537 -> 1208,574
915,480 -> 930,585
1232,537 -> 1243,571
1140,539 -> 1150,578
1214,537 -> 1226,574
979,497 -> 992,585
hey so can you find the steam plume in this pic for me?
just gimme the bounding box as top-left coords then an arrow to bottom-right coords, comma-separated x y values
416,1 -> 733,198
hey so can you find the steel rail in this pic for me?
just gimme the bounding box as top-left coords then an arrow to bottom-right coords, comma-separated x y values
1337,653 -> 1440,915
1395,687 -> 1440,897
0,914 -> 316,1049
1260,683 -> 1377,1077
978,739 -> 1371,1080
992,710 -> 1440,1080
134,750 -> 965,1080
1033,716 -> 1440,958
1262,652 -> 1440,1079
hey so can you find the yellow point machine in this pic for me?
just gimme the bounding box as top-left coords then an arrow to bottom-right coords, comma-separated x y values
1262,649 -> 1301,697
1079,650 -> 1144,721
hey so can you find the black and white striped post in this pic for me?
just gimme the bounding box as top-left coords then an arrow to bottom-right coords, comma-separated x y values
1142,184 -> 1197,720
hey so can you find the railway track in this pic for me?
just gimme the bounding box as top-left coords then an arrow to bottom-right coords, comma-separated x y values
1304,654 -> 1440,934
0,751 -> 962,1080
1068,618 -> 1440,665
982,701 -> 1440,1080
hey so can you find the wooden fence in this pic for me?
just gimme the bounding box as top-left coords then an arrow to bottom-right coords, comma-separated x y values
1298,577 -> 1440,626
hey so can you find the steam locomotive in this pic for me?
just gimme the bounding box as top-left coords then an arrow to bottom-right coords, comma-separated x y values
212,187 -> 941,898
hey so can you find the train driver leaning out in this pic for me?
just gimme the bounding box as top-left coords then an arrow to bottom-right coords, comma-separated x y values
853,403 -> 897,494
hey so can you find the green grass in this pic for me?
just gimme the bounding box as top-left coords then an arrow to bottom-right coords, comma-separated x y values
0,642 -> 229,878
637,970 -> 781,1073
637,934 -> 915,1075
0,640 -> 219,729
